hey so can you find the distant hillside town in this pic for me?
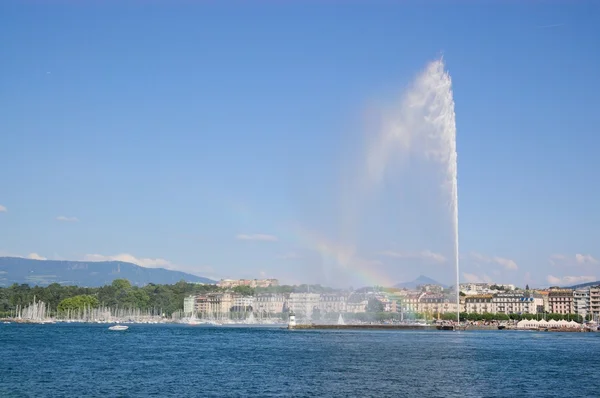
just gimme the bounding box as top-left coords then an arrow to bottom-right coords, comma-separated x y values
2,257 -> 600,323
216,278 -> 279,289
182,279 -> 600,322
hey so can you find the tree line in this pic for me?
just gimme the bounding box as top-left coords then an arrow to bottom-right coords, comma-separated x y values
0,279 -> 223,317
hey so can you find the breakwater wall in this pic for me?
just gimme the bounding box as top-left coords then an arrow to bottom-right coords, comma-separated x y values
288,324 -> 437,330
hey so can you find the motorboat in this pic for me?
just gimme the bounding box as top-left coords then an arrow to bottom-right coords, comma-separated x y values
108,325 -> 129,331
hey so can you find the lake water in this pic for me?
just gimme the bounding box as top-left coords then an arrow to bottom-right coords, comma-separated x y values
1,324 -> 599,397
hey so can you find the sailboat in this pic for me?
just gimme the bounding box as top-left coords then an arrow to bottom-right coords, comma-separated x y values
184,312 -> 201,326
337,314 -> 345,325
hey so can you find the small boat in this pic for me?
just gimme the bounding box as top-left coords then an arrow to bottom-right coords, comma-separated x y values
108,325 -> 129,331
497,325 -> 506,330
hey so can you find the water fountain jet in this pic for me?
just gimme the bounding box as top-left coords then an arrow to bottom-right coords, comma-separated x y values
367,58 -> 459,323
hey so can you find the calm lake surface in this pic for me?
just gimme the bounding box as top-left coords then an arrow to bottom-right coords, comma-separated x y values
1,324 -> 599,397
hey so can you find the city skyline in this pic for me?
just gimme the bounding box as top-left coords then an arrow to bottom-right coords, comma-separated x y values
1,2 -> 599,288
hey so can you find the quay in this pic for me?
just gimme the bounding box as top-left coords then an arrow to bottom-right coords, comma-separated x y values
288,324 -> 437,330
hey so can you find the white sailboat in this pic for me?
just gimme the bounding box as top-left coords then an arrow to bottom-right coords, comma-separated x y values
182,311 -> 201,326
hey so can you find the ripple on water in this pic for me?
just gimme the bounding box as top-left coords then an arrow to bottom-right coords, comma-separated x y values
1,324 -> 600,397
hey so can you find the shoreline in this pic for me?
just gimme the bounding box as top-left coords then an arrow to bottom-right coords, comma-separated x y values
2,319 -> 596,332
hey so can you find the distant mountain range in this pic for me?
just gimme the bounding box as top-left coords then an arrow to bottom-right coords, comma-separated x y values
0,257 -> 215,287
566,281 -> 600,289
394,275 -> 447,289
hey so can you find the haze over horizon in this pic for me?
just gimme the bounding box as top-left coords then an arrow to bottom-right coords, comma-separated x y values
1,2 -> 599,288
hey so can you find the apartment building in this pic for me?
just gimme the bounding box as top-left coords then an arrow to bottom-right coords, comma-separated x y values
465,295 -> 493,314
493,292 -> 541,315
254,293 -> 285,315
589,286 -> 600,318
548,288 -> 574,314
573,289 -> 590,318
288,293 -> 320,318
319,294 -> 347,313
183,295 -> 195,315
419,293 -> 452,315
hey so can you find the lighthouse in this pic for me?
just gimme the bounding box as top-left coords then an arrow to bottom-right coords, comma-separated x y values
288,311 -> 296,329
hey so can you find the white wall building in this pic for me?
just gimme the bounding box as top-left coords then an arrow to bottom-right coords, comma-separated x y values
590,286 -> 600,319
574,289 -> 590,318
254,293 -> 285,315
465,295 -> 493,314
183,295 -> 195,315
493,293 -> 540,315
233,296 -> 254,310
288,293 -> 320,319
319,294 -> 346,313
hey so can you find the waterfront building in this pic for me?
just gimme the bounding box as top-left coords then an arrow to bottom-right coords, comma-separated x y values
548,288 -> 574,314
493,292 -> 540,315
589,286 -> 600,319
254,293 -> 285,315
195,295 -> 209,314
288,293 -> 320,318
446,300 -> 463,315
346,293 -> 368,313
403,292 -> 424,313
232,295 -> 254,312
573,289 -> 590,318
183,295 -> 195,315
418,293 -> 452,315
318,294 -> 347,313
465,295 -> 493,314
196,293 -> 235,317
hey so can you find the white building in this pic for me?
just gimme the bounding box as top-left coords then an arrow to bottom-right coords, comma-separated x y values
254,293 -> 285,315
232,295 -> 254,310
319,294 -> 346,313
493,292 -> 541,315
288,293 -> 320,319
183,295 -> 195,315
574,289 -> 590,318
590,286 -> 600,319
465,295 -> 493,314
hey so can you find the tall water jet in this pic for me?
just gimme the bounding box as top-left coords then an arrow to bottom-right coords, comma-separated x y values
367,58 -> 459,322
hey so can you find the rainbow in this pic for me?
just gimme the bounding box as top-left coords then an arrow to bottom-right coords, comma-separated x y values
225,197 -> 395,287
286,224 -> 395,288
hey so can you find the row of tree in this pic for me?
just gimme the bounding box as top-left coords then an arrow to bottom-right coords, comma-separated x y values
0,279 -> 223,317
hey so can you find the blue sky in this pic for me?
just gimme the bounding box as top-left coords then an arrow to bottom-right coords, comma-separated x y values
1,1 -> 599,288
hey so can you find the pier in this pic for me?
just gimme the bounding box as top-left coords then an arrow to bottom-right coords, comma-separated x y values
288,324 -> 437,330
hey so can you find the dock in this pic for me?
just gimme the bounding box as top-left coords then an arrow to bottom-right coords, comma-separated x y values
288,324 -> 438,330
